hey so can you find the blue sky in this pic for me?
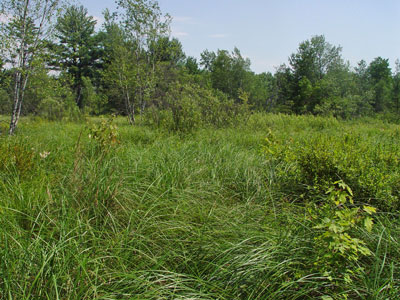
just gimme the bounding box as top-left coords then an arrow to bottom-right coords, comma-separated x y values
80,0 -> 400,74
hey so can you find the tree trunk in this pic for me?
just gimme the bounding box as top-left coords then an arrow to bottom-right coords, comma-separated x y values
124,86 -> 135,125
5,0 -> 60,135
9,66 -> 29,135
76,84 -> 83,109
8,0 -> 29,135
9,72 -> 22,135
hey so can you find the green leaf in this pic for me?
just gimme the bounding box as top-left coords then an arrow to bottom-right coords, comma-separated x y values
363,205 -> 377,215
328,223 -> 339,233
364,217 -> 374,232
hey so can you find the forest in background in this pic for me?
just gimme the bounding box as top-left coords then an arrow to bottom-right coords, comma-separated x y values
1,0 -> 400,135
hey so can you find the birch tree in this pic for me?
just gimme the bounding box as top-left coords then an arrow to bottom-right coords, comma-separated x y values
0,0 -> 64,134
104,0 -> 170,124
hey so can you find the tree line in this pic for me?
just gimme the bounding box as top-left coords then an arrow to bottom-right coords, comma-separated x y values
1,0 -> 399,134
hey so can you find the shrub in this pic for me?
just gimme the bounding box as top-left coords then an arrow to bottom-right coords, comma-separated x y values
0,89 -> 11,115
37,97 -> 65,121
37,97 -> 82,121
310,181 -> 376,293
314,95 -> 374,119
145,82 -> 250,132
262,118 -> 400,211
87,115 -> 119,153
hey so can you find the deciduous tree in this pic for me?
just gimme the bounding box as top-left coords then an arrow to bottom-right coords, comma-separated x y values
104,0 -> 170,124
0,0 -> 64,134
367,57 -> 392,112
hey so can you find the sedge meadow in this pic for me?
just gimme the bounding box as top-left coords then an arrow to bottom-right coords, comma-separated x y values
0,114 -> 399,299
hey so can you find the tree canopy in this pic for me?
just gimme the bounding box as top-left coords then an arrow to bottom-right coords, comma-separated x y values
1,1 -> 400,133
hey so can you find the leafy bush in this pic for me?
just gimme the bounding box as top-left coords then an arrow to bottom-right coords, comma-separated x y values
81,76 -> 108,115
310,181 -> 376,287
0,89 -> 11,115
87,115 -> 119,153
262,116 -> 400,211
145,82 -> 250,132
314,95 -> 374,119
37,97 -> 65,121
37,97 -> 82,121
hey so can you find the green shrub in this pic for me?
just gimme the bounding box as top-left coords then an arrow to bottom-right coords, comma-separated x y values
310,181 -> 376,288
81,76 -> 108,115
146,82 -> 202,133
314,95 -> 374,119
87,115 -> 119,153
145,82 -> 250,132
0,89 -> 11,115
37,97 -> 82,121
263,117 -> 400,211
37,97 -> 65,121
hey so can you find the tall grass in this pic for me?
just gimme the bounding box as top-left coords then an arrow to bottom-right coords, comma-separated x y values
0,114 -> 399,299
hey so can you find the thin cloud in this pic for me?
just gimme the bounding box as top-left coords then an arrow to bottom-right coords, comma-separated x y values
170,16 -> 195,39
172,30 -> 189,37
173,16 -> 195,24
209,34 -> 228,39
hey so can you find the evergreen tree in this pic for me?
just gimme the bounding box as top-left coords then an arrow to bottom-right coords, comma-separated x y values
52,5 -> 101,109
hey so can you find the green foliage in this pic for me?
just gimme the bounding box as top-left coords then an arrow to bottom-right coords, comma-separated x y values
262,116 -> 400,211
270,36 -> 400,118
145,82 -> 250,132
148,82 -> 202,132
0,139 -> 36,177
281,35 -> 349,114
51,5 -> 100,109
0,88 -> 11,115
248,72 -> 276,110
103,0 -> 171,123
185,56 -> 200,75
37,97 -> 66,121
0,120 -> 8,135
36,96 -> 81,122
87,115 -> 119,152
149,36 -> 185,66
1,0 -> 64,134
201,47 -> 252,101
34,74 -> 82,122
314,95 -> 374,119
311,181 -> 376,287
290,35 -> 343,84
0,115 -> 399,299
81,76 -> 107,115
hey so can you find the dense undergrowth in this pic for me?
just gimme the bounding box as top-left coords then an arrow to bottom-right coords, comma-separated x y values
0,114 -> 399,299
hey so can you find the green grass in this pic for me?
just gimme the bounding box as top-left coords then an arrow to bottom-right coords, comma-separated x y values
0,114 -> 399,299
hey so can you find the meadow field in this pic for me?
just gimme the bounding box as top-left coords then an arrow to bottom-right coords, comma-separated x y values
1,114 -> 400,299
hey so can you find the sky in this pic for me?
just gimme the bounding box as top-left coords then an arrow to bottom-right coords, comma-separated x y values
80,0 -> 400,74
